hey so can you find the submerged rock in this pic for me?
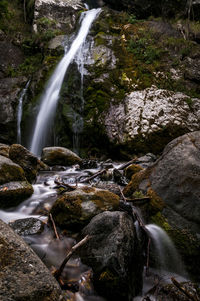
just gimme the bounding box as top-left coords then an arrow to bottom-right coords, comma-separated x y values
0,219 -> 63,301
0,181 -> 33,208
79,211 -> 143,301
0,155 -> 26,185
50,186 -> 119,229
41,146 -> 82,166
9,217 -> 44,236
9,144 -> 39,183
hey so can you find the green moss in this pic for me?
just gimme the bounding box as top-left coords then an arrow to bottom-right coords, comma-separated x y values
125,164 -> 144,179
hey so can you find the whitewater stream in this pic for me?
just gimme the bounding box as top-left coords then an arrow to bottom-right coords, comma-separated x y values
0,161 -> 188,301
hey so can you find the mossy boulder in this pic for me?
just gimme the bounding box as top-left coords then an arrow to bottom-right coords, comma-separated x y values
0,143 -> 9,158
125,164 -> 143,180
41,146 -> 82,166
50,186 -> 120,230
0,181 -> 33,208
9,144 -> 39,183
0,155 -> 26,185
79,211 -> 143,300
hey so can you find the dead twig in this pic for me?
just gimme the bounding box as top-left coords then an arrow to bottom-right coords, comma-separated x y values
54,178 -> 77,191
53,235 -> 90,281
119,187 -> 127,202
117,158 -> 138,170
171,277 -> 200,301
79,169 -> 106,183
49,213 -> 60,240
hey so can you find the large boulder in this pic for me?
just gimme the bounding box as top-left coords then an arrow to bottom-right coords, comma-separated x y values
41,146 -> 82,166
9,217 -> 44,236
104,87 -> 200,154
0,155 -> 26,184
0,181 -> 33,208
123,131 -> 200,278
33,0 -> 84,34
0,219 -> 63,301
9,144 -> 39,182
50,186 -> 120,230
0,143 -> 10,158
79,211 -> 143,301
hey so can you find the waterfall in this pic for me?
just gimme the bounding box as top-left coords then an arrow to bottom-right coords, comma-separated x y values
29,8 -> 101,156
17,80 -> 30,144
146,224 -> 185,276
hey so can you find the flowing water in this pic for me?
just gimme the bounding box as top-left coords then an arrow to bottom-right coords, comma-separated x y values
29,8 -> 101,157
17,80 -> 30,144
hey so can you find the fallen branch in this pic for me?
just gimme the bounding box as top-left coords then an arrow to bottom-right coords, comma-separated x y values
53,235 -> 90,280
79,169 -> 106,183
117,158 -> 138,170
54,178 -> 77,191
49,213 -> 60,240
171,277 -> 200,301
119,187 -> 127,202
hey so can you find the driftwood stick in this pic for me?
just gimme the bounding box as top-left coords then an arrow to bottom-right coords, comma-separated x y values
117,158 -> 138,170
53,235 -> 90,280
119,187 -> 127,202
49,213 -> 60,240
171,277 -> 200,301
126,197 -> 150,203
54,179 -> 77,191
79,169 -> 106,183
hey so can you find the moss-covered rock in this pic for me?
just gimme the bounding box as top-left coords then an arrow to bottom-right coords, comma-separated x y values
50,186 -> 120,230
125,164 -> 143,180
41,146 -> 82,166
9,144 -> 39,183
0,181 -> 33,208
0,155 -> 26,185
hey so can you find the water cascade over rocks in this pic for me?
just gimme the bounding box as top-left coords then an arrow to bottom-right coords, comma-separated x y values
29,8 -> 101,157
17,80 -> 30,144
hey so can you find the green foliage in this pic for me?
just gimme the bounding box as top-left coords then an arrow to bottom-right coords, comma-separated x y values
128,14 -> 138,24
0,0 -> 8,17
133,191 -> 145,198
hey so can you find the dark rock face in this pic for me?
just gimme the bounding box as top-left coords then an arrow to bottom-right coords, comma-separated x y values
0,77 -> 27,144
9,144 -> 39,183
0,219 -> 63,301
79,211 -> 143,301
103,0 -> 188,18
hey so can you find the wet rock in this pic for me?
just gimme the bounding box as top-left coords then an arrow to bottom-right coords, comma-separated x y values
0,181 -> 33,208
93,182 -> 121,196
9,144 -> 39,183
135,153 -> 157,168
9,217 -> 44,236
125,164 -> 143,180
184,58 -> 200,83
41,146 -> 82,166
0,77 -> 27,144
0,143 -> 10,158
33,0 -> 84,34
0,155 -> 26,185
0,219 -> 63,301
104,86 -> 200,153
48,35 -> 65,56
0,40 -> 24,74
50,186 -> 120,230
79,211 -> 143,301
80,159 -> 98,169
113,168 -> 127,185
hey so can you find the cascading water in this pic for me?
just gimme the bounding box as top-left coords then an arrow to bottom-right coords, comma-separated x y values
17,80 -> 30,144
146,224 -> 185,275
29,8 -> 101,156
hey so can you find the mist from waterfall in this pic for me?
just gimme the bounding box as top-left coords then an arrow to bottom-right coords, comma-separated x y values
29,8 -> 101,156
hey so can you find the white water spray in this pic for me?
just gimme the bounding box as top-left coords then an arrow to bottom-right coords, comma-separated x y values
29,8 -> 101,156
17,80 -> 30,144
146,224 -> 185,275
